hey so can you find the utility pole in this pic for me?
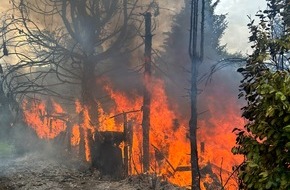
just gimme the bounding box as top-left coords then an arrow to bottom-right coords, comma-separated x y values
142,12 -> 152,173
189,0 -> 205,189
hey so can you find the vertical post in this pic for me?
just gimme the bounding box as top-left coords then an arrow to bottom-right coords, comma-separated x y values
128,121 -> 133,175
86,129 -> 93,164
142,12 -> 152,173
66,121 -> 72,152
123,112 -> 129,176
79,111 -> 86,161
79,127 -> 86,160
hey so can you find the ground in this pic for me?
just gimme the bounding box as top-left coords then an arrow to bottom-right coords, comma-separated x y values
0,150 -> 184,190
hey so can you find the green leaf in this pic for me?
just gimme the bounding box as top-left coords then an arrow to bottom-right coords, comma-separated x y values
269,87 -> 275,94
283,125 -> 290,132
281,175 -> 288,186
270,119 -> 276,125
266,106 -> 274,117
279,111 -> 284,117
259,171 -> 268,178
284,115 -> 290,122
248,162 -> 258,168
267,130 -> 275,138
244,174 -> 249,182
260,90 -> 266,94
275,92 -> 286,101
265,180 -> 272,189
285,142 -> 290,148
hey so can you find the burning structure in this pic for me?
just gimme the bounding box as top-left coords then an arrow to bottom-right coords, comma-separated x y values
0,0 -> 244,189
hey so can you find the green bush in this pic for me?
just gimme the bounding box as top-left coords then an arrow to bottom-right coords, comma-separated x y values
233,0 -> 290,189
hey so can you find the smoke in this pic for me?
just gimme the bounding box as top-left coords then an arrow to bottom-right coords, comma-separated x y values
215,0 -> 267,54
152,0 -> 245,173
0,1 -> 10,13
0,1 -> 246,186
151,0 -> 184,49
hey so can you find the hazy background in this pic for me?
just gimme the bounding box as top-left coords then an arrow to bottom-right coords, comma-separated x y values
0,0 -> 267,53
215,0 -> 267,53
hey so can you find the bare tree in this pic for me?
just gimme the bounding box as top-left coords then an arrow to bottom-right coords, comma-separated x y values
0,0 -> 147,163
0,0 -> 143,120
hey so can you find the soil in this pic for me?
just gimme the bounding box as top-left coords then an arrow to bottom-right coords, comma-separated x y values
0,151 -> 185,190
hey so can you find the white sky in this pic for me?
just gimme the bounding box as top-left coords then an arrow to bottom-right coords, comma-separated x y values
215,0 -> 267,54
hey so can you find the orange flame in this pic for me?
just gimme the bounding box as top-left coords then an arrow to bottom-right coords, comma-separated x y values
22,99 -> 66,139
22,77 -> 243,189
99,78 -> 191,184
74,101 -> 95,161
99,77 -> 242,188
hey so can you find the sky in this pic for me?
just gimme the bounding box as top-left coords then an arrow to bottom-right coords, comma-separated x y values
215,0 -> 267,54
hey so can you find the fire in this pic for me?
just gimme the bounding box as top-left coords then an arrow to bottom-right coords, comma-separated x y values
97,102 -> 120,132
100,78 -> 191,184
197,88 -> 244,189
74,101 -> 96,161
22,99 -> 66,139
22,76 -> 244,189
100,77 -> 244,189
